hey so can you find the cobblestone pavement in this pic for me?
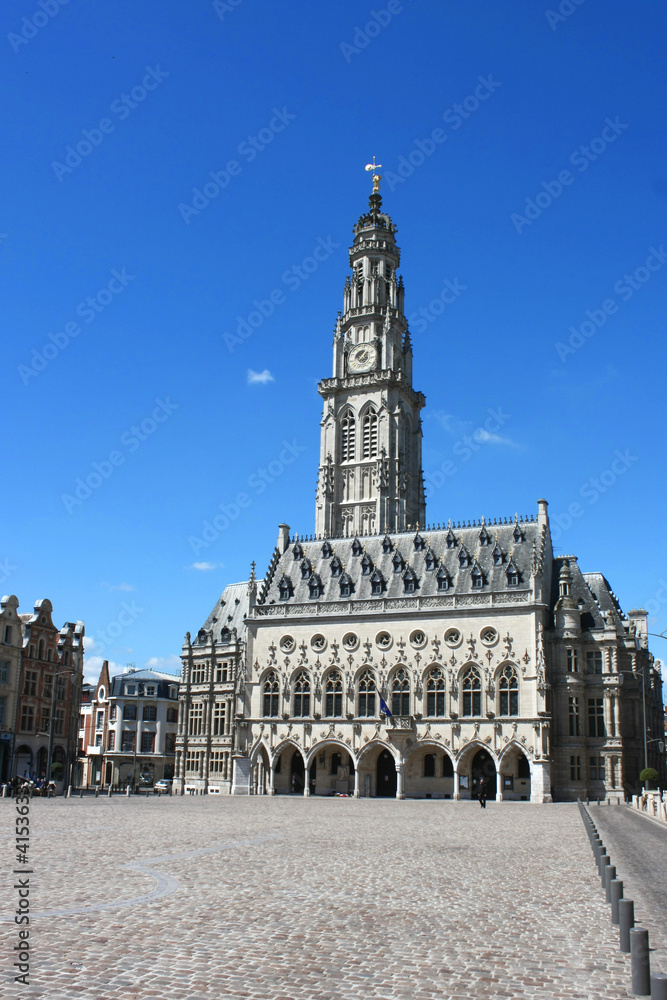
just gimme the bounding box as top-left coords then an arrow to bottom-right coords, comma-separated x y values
1,797 -> 638,1000
588,804 -> 667,974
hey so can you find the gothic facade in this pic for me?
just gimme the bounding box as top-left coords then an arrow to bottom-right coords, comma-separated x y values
175,187 -> 663,802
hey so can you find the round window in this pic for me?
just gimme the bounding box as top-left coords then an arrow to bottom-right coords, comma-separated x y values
342,632 -> 359,651
376,631 -> 392,650
311,634 -> 327,652
480,627 -> 498,646
444,627 -> 462,647
279,635 -> 295,653
409,629 -> 427,649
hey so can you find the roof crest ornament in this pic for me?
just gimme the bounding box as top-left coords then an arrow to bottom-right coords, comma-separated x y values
365,157 -> 382,193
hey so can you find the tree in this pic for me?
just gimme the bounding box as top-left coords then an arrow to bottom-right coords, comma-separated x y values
639,767 -> 659,789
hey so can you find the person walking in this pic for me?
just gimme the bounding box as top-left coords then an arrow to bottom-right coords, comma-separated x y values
478,777 -> 487,809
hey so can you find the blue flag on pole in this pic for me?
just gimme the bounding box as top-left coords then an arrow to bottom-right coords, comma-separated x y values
379,696 -> 392,717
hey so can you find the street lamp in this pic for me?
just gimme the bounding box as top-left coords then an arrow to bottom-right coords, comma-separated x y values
36,666 -> 74,787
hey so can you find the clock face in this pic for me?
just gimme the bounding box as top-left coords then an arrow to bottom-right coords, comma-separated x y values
348,343 -> 377,373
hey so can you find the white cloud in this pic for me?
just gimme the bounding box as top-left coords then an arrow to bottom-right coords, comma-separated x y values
473,428 -> 519,448
145,655 -> 181,675
101,581 -> 135,592
247,368 -> 274,384
190,561 -> 218,571
83,655 -> 123,685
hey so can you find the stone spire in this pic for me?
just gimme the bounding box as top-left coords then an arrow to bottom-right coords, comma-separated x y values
315,176 -> 425,538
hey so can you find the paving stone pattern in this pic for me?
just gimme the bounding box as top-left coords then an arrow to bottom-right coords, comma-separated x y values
1,797 -> 636,1000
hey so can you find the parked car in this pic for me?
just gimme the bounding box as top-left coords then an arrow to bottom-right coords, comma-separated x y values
154,778 -> 172,794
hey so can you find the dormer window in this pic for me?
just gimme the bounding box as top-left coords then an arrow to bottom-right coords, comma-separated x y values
308,574 -> 323,600
403,569 -> 418,594
361,553 -> 373,575
300,559 -> 312,580
339,573 -> 354,598
382,535 -> 393,554
413,532 -> 425,551
513,526 -> 524,543
220,628 -> 231,644
479,527 -> 490,545
351,538 -> 363,557
278,575 -> 293,601
292,543 -> 303,560
424,549 -> 437,570
459,547 -> 471,569
370,569 -> 385,596
492,543 -> 503,566
506,568 -> 519,586
392,552 -> 404,573
331,556 -> 342,578
436,568 -> 450,592
446,530 -> 457,549
321,541 -> 333,558
471,566 -> 485,589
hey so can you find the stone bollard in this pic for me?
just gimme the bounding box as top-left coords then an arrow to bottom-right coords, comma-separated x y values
610,879 -> 623,924
79,788 -> 84,798
107,785 -> 112,797
67,785 -> 72,798
604,864 -> 616,900
630,927 -> 650,996
599,854 -> 610,883
619,899 -> 635,952
95,788 -> 99,798
651,973 -> 667,1000
126,786 -> 131,796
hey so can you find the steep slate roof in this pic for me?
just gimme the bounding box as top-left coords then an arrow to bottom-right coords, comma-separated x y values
260,518 -> 542,606
195,581 -> 251,644
550,558 -> 623,629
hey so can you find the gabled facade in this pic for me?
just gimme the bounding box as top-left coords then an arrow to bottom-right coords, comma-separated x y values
104,668 -> 179,789
0,596 -> 23,781
74,660 -> 111,788
178,183 -> 663,802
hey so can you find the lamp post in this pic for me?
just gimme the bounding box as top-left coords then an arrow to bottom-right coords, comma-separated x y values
43,666 -> 73,787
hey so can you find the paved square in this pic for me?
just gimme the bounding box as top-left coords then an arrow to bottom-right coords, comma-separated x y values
2,797 -> 634,999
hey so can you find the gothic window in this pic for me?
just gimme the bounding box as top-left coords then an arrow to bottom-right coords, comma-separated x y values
300,559 -> 312,579
436,567 -> 450,592
293,672 -> 310,718
358,669 -> 376,717
391,668 -> 410,716
498,664 -> 519,716
461,667 -> 481,716
308,574 -> 323,600
361,553 -> 373,575
263,672 -> 280,717
340,411 -> 356,462
382,535 -> 393,553
278,575 -> 293,601
325,671 -> 343,718
426,667 -> 446,717
351,537 -> 363,556
331,556 -> 342,578
361,408 -> 378,459
424,754 -> 436,777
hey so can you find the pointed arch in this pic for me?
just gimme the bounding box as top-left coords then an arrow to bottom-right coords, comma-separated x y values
460,664 -> 482,716
497,662 -> 519,716
361,405 -> 378,458
340,408 -> 356,462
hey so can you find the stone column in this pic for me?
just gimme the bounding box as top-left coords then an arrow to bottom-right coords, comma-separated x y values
353,766 -> 360,798
453,768 -> 460,801
495,763 -> 503,802
269,763 -> 275,795
530,760 -> 552,803
396,761 -> 405,800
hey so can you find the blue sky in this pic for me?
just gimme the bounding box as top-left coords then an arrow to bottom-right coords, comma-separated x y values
2,0 -> 667,685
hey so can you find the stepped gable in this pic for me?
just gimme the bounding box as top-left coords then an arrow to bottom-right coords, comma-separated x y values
259,516 -> 541,606
550,558 -> 611,629
194,581 -> 251,644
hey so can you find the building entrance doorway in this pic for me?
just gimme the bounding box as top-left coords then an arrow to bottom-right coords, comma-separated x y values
290,751 -> 305,793
376,750 -> 397,797
472,748 -> 497,799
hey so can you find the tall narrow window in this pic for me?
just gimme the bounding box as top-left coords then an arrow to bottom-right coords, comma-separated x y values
212,701 -> 226,735
568,696 -> 580,736
462,667 -> 481,716
341,411 -> 356,462
358,669 -> 376,717
424,754 -> 436,777
325,671 -> 343,717
588,698 -> 605,737
293,672 -> 310,717
391,668 -> 410,716
566,649 -> 579,673
263,672 -> 280,717
426,667 -> 445,717
586,650 -> 603,674
361,408 -> 378,459
498,665 -> 519,716
570,755 -> 581,781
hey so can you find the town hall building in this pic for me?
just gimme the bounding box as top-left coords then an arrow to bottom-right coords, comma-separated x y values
175,174 -> 663,802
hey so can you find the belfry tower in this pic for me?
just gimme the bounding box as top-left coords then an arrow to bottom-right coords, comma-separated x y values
315,166 -> 426,538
